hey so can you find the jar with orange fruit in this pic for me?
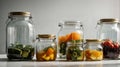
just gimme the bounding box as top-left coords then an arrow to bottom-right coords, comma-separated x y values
58,21 -> 84,59
85,39 -> 103,61
36,34 -> 57,61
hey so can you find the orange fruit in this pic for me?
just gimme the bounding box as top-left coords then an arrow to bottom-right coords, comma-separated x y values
71,32 -> 81,40
46,48 -> 54,56
91,50 -> 102,57
58,36 -> 66,44
65,33 -> 72,42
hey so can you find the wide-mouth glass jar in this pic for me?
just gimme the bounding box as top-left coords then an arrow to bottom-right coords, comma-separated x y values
36,34 -> 57,61
58,21 -> 84,59
6,12 -> 34,60
85,39 -> 103,61
66,41 -> 84,61
97,18 -> 120,59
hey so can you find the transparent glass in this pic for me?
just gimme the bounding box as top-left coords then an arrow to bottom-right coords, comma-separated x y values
36,38 -> 57,61
66,42 -> 84,61
6,15 -> 34,60
98,23 -> 120,42
97,22 -> 120,59
57,21 -> 84,59
85,40 -> 103,61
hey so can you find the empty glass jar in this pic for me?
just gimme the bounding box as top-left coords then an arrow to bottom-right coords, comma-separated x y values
6,12 -> 34,60
58,21 -> 84,59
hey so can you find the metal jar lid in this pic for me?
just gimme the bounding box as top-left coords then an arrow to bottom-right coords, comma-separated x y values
9,12 -> 31,18
37,34 -> 56,39
99,18 -> 119,23
86,39 -> 101,43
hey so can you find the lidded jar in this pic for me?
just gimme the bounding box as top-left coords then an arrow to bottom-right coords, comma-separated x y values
97,18 -> 120,59
58,21 -> 84,59
66,41 -> 84,61
36,34 -> 57,61
6,12 -> 34,60
85,39 -> 103,61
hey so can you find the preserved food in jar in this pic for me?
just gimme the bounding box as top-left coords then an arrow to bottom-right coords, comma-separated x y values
97,18 -> 120,59
36,34 -> 57,61
6,12 -> 34,60
66,42 -> 84,61
58,21 -> 84,59
85,39 -> 103,61
101,39 -> 120,59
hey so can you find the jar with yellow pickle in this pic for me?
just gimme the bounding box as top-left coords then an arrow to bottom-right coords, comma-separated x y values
36,34 -> 57,61
85,39 -> 103,61
58,21 -> 84,59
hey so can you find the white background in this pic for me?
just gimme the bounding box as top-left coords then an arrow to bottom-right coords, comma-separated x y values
0,0 -> 119,53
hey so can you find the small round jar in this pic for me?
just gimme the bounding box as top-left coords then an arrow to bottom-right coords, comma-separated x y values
36,34 -> 57,61
66,41 -> 84,61
85,39 -> 103,61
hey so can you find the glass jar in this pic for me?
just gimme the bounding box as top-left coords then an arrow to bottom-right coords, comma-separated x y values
66,42 -> 84,61
58,21 -> 84,59
97,18 -> 120,59
85,39 -> 103,61
36,34 -> 57,61
6,12 -> 34,60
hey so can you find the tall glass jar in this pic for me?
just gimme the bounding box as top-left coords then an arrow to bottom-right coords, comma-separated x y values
6,12 -> 34,60
58,21 -> 84,59
97,18 -> 120,59
36,34 -> 57,61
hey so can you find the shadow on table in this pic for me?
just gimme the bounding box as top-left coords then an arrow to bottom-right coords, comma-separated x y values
0,58 -> 36,62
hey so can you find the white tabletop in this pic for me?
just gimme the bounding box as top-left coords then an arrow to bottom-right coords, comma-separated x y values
0,54 -> 120,67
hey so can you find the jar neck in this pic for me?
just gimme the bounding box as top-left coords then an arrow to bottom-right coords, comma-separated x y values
10,15 -> 30,21
62,25 -> 80,29
38,38 -> 54,42
101,23 -> 118,28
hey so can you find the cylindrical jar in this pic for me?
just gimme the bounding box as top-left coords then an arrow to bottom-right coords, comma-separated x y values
66,42 -> 84,61
85,39 -> 103,61
36,34 -> 57,61
6,12 -> 34,60
58,21 -> 84,59
97,18 -> 120,59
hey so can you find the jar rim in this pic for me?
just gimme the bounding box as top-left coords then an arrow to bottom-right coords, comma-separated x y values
9,12 -> 31,17
86,39 -> 101,42
37,34 -> 55,39
100,18 -> 119,23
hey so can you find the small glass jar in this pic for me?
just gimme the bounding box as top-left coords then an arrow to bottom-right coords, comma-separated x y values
58,21 -> 84,59
36,34 -> 57,61
6,12 -> 34,60
66,41 -> 84,61
97,18 -> 120,59
85,39 -> 103,61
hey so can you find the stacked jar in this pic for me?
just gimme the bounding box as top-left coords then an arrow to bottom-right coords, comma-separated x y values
97,18 -> 120,59
6,12 -> 34,60
36,34 -> 57,61
58,21 -> 84,61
